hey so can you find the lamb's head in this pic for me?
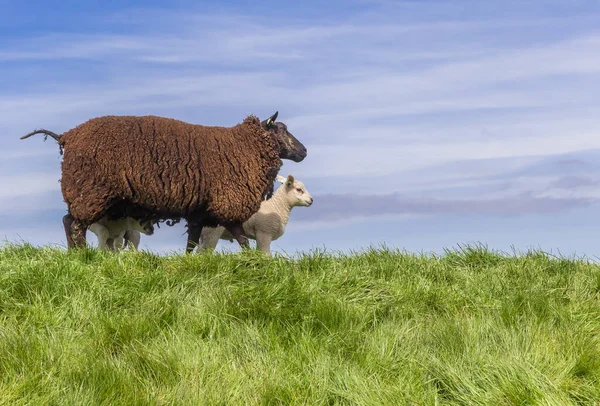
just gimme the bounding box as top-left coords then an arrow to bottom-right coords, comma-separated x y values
261,111 -> 307,163
276,174 -> 313,207
128,218 -> 155,236
140,220 -> 155,236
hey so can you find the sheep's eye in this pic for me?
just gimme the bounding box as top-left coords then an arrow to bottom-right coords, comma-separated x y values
296,188 -> 303,193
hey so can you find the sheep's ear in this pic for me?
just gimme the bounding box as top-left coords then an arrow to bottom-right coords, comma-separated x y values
286,174 -> 294,186
276,175 -> 287,184
266,111 -> 278,127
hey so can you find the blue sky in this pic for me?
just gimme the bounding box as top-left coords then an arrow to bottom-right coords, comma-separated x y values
2,0 -> 600,257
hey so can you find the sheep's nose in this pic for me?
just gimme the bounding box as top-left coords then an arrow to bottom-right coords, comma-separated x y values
309,197 -> 314,205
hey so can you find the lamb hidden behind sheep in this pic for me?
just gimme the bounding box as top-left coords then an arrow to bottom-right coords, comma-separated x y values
88,216 -> 154,251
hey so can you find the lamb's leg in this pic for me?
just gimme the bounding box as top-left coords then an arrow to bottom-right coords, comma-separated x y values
124,230 -> 141,250
186,222 -> 203,254
89,223 -> 110,250
224,222 -> 249,249
199,226 -> 225,251
106,238 -> 116,252
63,214 -> 86,249
113,232 -> 125,251
255,232 -> 273,257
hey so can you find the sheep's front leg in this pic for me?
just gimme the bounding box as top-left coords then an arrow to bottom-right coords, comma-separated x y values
186,222 -> 203,254
64,214 -> 87,249
225,223 -> 249,249
255,232 -> 273,257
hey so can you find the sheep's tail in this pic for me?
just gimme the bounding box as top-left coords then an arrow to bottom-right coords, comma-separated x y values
20,129 -> 64,155
20,129 -> 62,142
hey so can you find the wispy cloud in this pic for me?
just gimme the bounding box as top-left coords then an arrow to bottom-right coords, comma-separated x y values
548,176 -> 598,190
293,192 -> 595,224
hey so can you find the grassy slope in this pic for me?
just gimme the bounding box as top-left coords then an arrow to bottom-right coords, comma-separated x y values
0,244 -> 599,405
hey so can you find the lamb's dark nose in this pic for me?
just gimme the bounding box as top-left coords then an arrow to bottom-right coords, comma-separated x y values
309,197 -> 314,206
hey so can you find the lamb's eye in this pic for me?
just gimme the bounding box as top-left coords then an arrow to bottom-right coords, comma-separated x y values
296,188 -> 303,193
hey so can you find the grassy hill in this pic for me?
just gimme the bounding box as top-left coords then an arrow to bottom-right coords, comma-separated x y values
0,244 -> 599,404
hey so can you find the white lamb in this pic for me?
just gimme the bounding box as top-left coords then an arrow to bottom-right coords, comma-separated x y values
88,217 -> 154,251
198,174 -> 313,256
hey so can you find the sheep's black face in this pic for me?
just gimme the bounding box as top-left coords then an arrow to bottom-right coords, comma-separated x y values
261,112 -> 307,163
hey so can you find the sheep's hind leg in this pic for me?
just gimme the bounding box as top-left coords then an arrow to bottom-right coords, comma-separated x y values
225,223 -> 249,249
63,214 -> 86,249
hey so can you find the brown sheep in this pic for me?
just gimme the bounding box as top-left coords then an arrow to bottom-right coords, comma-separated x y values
21,112 -> 307,250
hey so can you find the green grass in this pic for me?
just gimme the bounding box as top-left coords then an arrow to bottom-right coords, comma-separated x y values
0,243 -> 600,404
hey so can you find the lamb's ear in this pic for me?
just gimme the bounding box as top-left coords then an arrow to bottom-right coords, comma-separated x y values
266,111 -> 278,127
286,174 -> 294,186
276,175 -> 287,184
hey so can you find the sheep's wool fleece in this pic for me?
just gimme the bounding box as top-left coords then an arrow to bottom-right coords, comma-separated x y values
59,115 -> 282,225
